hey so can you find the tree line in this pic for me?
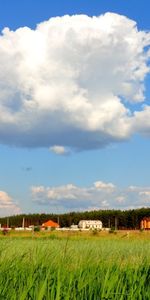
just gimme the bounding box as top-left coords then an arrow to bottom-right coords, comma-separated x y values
0,207 -> 150,229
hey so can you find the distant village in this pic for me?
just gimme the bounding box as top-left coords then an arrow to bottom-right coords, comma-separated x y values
0,216 -> 150,232
0,219 -> 106,232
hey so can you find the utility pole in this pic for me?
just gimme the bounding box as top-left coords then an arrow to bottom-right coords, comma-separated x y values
7,217 -> 9,228
22,217 -> 25,229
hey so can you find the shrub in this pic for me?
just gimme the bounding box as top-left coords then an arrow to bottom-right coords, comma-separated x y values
50,227 -> 55,231
2,228 -> 9,235
34,226 -> 40,232
109,227 -> 117,234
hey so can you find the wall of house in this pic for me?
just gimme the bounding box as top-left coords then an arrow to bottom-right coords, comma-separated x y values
78,220 -> 102,229
141,219 -> 150,230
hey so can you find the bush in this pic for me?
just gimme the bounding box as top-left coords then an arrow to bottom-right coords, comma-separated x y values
50,227 -> 55,231
109,227 -> 117,234
2,228 -> 9,235
34,226 -> 40,232
92,229 -> 98,235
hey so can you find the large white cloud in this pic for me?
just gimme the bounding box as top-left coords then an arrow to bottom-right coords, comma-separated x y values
0,13 -> 150,150
31,181 -> 150,211
0,190 -> 21,217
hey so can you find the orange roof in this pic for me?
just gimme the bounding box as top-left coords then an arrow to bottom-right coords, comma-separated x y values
42,220 -> 59,228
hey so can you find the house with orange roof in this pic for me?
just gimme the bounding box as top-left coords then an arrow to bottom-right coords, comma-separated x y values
140,217 -> 150,230
42,220 -> 60,229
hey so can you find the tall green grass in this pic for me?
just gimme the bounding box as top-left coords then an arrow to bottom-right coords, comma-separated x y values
0,237 -> 150,299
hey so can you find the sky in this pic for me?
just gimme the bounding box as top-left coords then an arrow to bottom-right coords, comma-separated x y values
0,0 -> 150,216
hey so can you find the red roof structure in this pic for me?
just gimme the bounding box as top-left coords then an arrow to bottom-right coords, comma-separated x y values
140,217 -> 150,230
42,220 -> 59,228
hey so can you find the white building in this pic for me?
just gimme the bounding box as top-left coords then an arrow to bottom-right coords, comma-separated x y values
78,220 -> 102,230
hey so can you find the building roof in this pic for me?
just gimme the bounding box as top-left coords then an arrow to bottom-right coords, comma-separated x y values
141,217 -> 150,221
42,220 -> 59,228
79,220 -> 102,223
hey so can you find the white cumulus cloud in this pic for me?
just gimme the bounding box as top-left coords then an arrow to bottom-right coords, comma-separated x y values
31,181 -> 150,212
94,181 -> 115,191
0,13 -> 150,150
0,190 -> 21,216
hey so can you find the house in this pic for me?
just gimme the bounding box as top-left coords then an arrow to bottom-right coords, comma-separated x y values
78,220 -> 102,230
42,220 -> 60,229
140,217 -> 150,230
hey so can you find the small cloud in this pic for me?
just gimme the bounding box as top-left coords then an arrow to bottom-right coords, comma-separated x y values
139,191 -> 150,196
94,181 -> 115,192
128,185 -> 138,191
116,196 -> 125,203
49,145 -> 70,155
31,185 -> 45,194
0,191 -> 12,204
0,190 -> 21,216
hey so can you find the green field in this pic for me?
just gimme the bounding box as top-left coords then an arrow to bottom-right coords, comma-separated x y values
0,232 -> 150,299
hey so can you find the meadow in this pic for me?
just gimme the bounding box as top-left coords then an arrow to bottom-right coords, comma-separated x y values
0,231 -> 150,300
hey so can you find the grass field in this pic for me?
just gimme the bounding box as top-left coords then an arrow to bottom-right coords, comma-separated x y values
0,231 -> 150,299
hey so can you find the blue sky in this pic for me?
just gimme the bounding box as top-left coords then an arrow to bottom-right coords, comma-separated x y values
0,0 -> 150,216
